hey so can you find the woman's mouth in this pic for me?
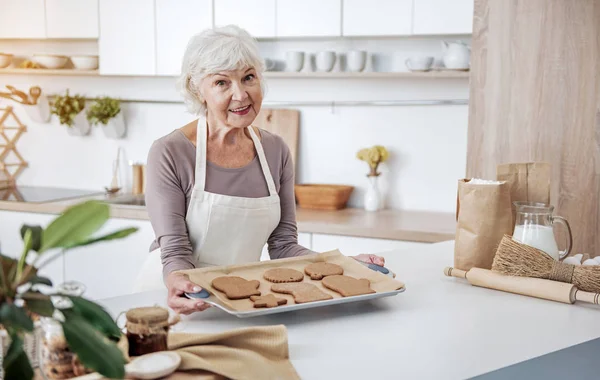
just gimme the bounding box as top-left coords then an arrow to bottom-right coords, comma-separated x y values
229,105 -> 252,116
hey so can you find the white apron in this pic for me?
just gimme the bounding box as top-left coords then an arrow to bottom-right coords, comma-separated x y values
133,118 -> 281,292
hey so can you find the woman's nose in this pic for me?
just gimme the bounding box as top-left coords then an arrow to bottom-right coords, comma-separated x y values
231,82 -> 249,102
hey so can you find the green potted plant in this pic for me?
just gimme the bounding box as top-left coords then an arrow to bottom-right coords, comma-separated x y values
87,97 -> 126,139
50,90 -> 90,136
0,200 -> 138,379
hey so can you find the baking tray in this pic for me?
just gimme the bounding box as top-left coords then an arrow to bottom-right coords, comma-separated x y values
178,250 -> 406,318
190,288 -> 405,318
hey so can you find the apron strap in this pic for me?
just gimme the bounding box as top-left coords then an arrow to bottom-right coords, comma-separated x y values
194,117 -> 207,191
248,126 -> 278,196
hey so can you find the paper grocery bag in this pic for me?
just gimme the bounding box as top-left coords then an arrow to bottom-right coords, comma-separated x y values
454,179 -> 513,271
497,162 -> 551,228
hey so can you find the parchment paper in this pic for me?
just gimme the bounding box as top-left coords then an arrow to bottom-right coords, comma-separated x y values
177,250 -> 405,311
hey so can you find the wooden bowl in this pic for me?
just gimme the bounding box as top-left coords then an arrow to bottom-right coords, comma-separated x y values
295,184 -> 354,210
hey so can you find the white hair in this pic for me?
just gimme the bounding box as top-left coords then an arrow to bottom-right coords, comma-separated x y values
177,25 -> 266,115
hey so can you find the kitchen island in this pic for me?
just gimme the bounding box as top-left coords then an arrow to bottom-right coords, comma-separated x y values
98,241 -> 600,379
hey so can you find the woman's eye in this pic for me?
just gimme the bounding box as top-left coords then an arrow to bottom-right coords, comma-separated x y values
216,80 -> 226,86
244,74 -> 255,81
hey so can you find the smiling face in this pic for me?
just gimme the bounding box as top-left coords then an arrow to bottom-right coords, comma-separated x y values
200,67 -> 263,129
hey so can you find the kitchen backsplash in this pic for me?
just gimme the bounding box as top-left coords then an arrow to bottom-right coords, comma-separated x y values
0,37 -> 469,212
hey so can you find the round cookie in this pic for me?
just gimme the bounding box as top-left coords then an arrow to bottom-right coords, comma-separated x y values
263,268 -> 304,283
304,262 -> 344,280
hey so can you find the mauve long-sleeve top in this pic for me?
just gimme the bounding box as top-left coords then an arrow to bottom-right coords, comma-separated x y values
145,128 -> 313,278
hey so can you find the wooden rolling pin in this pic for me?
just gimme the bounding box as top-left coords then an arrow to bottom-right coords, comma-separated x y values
444,267 -> 600,305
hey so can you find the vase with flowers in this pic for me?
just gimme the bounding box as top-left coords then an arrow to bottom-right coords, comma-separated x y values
356,145 -> 390,211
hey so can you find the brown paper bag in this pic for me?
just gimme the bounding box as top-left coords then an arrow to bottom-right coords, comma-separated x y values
454,179 -> 513,271
497,162 -> 551,228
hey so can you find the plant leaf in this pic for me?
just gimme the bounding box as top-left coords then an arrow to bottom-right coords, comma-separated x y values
27,275 -> 52,287
20,225 -> 42,252
40,200 -> 110,253
4,333 -> 34,380
65,296 -> 121,339
63,227 -> 138,250
22,293 -> 54,317
62,315 -> 125,379
0,304 -> 33,332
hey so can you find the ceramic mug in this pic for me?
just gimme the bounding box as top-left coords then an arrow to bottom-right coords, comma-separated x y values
405,56 -> 434,72
347,50 -> 367,72
285,51 -> 304,72
316,51 -> 336,72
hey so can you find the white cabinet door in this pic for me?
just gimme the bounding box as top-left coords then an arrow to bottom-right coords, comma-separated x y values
214,0 -> 276,38
46,0 -> 99,39
64,218 -> 156,300
99,0 -> 156,75
342,0 -> 412,36
156,0 -> 212,76
277,0 -> 341,37
0,211 -> 63,287
413,0 -> 474,35
0,0 -> 46,39
260,232 -> 312,261
311,234 -> 428,256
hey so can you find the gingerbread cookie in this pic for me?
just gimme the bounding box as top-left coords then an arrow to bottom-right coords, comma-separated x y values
322,275 -> 375,297
212,276 -> 261,300
250,294 -> 288,308
263,268 -> 304,283
271,283 -> 333,304
304,262 -> 344,280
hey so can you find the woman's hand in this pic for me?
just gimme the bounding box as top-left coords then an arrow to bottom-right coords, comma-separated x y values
352,253 -> 385,267
166,272 -> 211,315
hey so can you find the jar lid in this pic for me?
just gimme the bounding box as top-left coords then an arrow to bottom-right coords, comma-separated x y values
125,307 -> 169,324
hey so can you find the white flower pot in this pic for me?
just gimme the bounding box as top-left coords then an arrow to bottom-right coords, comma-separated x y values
66,111 -> 91,136
21,94 -> 50,123
101,112 -> 126,139
364,175 -> 382,211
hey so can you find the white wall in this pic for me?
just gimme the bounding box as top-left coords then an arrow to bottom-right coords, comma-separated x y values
0,36 -> 469,212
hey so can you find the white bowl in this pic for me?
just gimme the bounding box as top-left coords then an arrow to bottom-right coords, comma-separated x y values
71,55 -> 99,70
32,54 -> 68,69
0,53 -> 12,68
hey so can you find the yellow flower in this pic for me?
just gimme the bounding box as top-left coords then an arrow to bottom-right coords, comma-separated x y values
374,145 -> 389,162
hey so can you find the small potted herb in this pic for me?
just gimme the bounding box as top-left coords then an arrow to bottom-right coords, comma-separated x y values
50,90 -> 90,136
86,96 -> 126,139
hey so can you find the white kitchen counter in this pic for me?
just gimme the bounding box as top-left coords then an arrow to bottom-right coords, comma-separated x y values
98,241 -> 600,379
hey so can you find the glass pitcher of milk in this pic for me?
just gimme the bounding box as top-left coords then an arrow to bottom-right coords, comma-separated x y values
512,202 -> 572,261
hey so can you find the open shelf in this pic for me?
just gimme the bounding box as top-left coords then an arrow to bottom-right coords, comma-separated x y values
0,68 -> 469,79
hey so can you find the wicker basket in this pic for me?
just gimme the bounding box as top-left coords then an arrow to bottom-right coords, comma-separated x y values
294,184 -> 354,210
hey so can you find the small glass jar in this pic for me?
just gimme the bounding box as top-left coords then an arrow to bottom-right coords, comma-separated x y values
124,306 -> 172,357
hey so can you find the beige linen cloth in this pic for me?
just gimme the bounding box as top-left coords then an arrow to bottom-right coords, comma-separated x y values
164,325 -> 300,380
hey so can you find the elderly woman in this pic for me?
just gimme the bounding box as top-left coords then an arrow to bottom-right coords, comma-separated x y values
135,25 -> 385,314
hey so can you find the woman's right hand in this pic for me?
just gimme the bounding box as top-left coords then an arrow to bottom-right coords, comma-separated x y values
165,272 -> 211,315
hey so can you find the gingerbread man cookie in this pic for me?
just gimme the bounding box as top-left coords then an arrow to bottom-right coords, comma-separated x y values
250,294 -> 288,308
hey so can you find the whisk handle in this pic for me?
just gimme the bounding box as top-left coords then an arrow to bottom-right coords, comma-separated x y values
444,267 -> 467,279
574,290 -> 600,305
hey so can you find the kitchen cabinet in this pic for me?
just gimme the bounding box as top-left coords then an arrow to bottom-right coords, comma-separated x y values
260,232 -> 312,261
45,0 -> 99,39
156,0 -> 213,76
99,0 -> 156,75
0,0 -> 46,39
412,0 -> 474,35
342,0 -> 412,37
214,0 -> 276,38
311,233 -> 428,256
277,0 -> 341,37
0,211 -> 64,287
64,218 -> 156,300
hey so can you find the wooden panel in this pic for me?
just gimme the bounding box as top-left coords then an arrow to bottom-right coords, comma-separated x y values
253,108 -> 299,171
467,0 -> 600,255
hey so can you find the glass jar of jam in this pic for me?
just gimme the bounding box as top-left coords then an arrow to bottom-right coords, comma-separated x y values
125,306 -> 173,357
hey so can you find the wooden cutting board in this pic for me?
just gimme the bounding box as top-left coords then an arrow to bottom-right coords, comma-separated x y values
253,108 -> 299,171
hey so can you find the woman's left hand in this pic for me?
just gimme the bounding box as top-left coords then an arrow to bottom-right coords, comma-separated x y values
352,253 -> 385,267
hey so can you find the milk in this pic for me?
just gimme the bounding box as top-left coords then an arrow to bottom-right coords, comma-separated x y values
512,225 -> 560,260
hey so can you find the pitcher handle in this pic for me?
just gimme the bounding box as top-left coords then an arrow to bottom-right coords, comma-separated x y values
552,216 -> 573,260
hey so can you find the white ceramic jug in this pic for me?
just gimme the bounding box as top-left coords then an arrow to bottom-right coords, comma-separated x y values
441,41 -> 470,69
